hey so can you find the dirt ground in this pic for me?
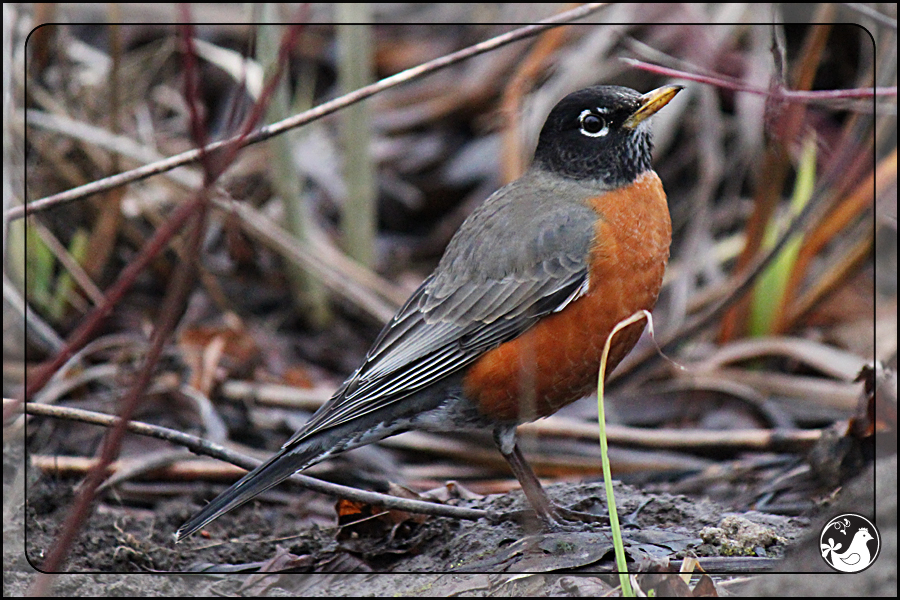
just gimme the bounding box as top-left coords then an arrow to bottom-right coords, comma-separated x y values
6,434 -> 895,596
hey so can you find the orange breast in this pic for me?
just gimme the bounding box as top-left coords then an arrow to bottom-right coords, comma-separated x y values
463,171 -> 671,422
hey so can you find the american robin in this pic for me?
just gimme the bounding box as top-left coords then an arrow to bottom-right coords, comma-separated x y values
177,84 -> 682,540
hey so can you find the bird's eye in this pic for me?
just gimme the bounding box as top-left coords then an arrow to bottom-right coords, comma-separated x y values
578,110 -> 608,137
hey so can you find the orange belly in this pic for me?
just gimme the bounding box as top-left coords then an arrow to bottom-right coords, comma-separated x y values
463,171 -> 671,422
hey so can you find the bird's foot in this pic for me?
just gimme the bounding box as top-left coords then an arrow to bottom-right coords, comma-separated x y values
493,503 -> 608,532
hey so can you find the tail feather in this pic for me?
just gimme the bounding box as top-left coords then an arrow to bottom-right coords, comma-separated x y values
175,446 -> 318,542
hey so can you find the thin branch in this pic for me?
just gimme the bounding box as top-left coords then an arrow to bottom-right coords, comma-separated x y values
10,4 -> 608,221
21,400 -> 490,525
623,57 -> 896,102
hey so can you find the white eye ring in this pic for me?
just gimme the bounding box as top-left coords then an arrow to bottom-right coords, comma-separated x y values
578,109 -> 609,138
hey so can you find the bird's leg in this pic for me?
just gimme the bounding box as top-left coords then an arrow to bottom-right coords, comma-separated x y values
493,426 -> 607,530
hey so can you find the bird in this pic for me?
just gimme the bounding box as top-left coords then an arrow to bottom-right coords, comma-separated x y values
823,527 -> 875,572
176,83 -> 682,541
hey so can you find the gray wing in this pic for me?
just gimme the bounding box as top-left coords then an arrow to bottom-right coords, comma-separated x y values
285,179 -> 598,447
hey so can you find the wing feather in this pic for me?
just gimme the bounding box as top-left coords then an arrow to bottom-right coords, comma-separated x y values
285,174 -> 599,447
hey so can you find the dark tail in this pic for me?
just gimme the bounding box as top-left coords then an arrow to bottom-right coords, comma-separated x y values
175,445 -> 319,542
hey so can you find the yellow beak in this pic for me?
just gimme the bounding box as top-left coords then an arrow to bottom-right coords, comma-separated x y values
623,85 -> 683,129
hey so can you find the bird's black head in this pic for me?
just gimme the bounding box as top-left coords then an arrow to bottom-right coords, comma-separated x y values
533,85 -> 682,187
